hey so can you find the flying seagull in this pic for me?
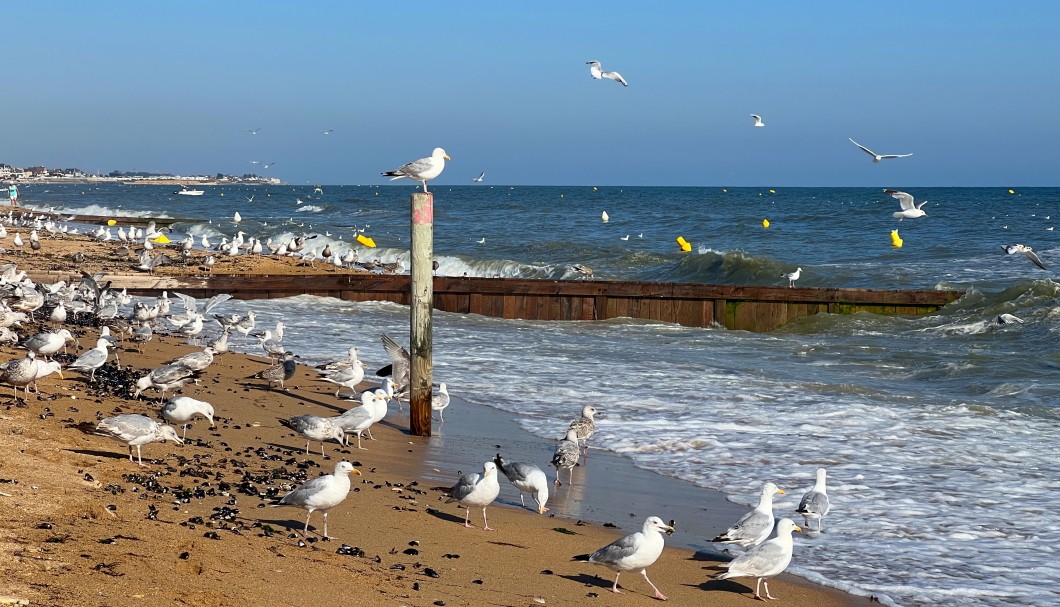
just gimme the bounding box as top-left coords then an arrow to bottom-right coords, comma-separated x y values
382,148 -> 450,194
884,189 -> 928,220
586,60 -> 628,87
246,127 -> 261,135
1002,244 -> 1047,270
849,138 -> 913,163
322,129 -> 333,135
751,114 -> 765,127
472,172 -> 485,183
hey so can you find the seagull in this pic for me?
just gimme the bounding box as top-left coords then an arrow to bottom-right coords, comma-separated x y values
246,127 -> 261,135
431,382 -> 450,422
274,461 -> 361,538
263,162 -> 276,169
1002,244 -> 1047,270
494,454 -> 549,514
751,114 -> 765,127
445,461 -> 501,530
90,414 -> 183,466
472,172 -> 485,183
568,405 -> 599,455
995,313 -> 1025,325
476,238 -> 486,244
382,147 -> 450,193
245,194 -> 255,203
68,337 -> 114,382
848,138 -> 913,163
334,391 -> 388,449
586,60 -> 629,86
795,468 -> 831,531
280,414 -> 345,456
716,519 -> 802,601
160,396 -> 215,440
712,482 -> 785,548
319,360 -> 367,398
574,516 -> 675,600
551,428 -> 581,486
782,267 -> 802,288
321,129 -> 333,135
885,189 -> 928,220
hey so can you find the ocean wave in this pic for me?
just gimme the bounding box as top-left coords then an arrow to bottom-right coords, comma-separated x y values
23,203 -> 173,219
296,205 -> 325,213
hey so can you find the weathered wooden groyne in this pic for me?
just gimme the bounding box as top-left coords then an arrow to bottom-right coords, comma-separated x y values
33,271 -> 962,332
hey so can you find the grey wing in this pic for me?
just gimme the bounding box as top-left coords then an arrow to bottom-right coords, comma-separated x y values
281,475 -> 331,505
848,138 -> 875,156
881,153 -> 914,159
508,461 -> 542,481
23,334 -> 48,351
282,415 -> 315,433
72,349 -> 107,369
172,292 -> 199,314
394,157 -> 432,177
552,441 -> 579,468
727,540 -> 787,575
98,414 -> 157,440
447,472 -> 480,502
337,406 -> 371,428
590,532 -> 642,565
380,334 -> 410,386
797,491 -> 830,517
720,510 -> 772,541
152,363 -> 194,383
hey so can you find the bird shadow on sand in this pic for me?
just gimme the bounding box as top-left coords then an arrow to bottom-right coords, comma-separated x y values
686,578 -> 750,596
558,572 -> 637,595
689,548 -> 734,562
425,507 -> 467,526
63,448 -> 136,461
255,516 -> 317,535
263,441 -> 343,460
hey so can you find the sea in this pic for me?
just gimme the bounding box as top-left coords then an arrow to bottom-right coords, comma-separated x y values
17,183 -> 1060,607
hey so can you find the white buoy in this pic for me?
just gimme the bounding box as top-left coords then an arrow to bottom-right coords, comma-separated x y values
601,211 -> 609,223
234,211 -> 242,223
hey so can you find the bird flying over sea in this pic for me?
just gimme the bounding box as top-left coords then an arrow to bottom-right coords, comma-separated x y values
473,172 -> 485,183
1002,244 -> 1047,270
246,127 -> 261,135
849,138 -> 913,163
751,114 -> 765,127
322,129 -> 333,135
885,189 -> 928,220
586,60 -> 628,86
382,148 -> 450,194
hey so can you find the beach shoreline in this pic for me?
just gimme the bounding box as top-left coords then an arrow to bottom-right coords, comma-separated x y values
0,323 -> 864,606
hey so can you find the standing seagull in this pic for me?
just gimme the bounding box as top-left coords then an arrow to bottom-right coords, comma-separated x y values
68,338 -> 114,382
782,267 -> 802,288
750,114 -> 765,127
432,383 -> 451,421
91,414 -> 183,466
885,189 -> 928,220
586,60 -> 629,86
712,482 -> 785,548
382,148 -> 450,194
494,453 -> 550,514
161,396 -> 216,440
281,414 -> 344,456
551,428 -> 581,486
1002,244 -> 1048,270
445,461 -> 501,530
568,405 -> 599,455
848,138 -> 913,163
274,461 -> 361,538
574,516 -> 675,600
795,468 -> 831,531
715,519 -> 802,601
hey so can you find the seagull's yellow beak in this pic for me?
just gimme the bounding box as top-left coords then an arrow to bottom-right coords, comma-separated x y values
794,524 -> 803,532
775,488 -> 785,495
57,370 -> 64,379
444,153 -> 451,161
352,468 -> 362,476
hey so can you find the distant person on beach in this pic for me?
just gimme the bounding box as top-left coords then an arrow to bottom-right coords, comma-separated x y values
8,183 -> 18,206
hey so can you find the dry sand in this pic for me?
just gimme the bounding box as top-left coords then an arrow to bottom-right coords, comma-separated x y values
1,239 -> 867,606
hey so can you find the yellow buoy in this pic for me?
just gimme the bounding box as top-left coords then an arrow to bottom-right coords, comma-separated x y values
769,189 -> 776,194
1008,189 -> 1015,194
356,234 -> 376,248
890,229 -> 903,248
151,234 -> 171,244
676,236 -> 692,252
106,219 -> 117,226
762,219 -> 770,228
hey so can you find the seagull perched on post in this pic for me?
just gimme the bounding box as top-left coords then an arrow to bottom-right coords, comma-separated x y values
382,148 -> 450,194
885,189 -> 928,220
586,60 -> 628,86
849,138 -> 913,163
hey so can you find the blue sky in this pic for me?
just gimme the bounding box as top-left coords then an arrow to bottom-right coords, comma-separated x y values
3,2 -> 1058,186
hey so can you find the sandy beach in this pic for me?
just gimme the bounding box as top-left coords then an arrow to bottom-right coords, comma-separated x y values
1,237 -> 865,606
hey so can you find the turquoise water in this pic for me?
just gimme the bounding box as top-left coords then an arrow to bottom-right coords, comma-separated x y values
18,183 -> 1060,606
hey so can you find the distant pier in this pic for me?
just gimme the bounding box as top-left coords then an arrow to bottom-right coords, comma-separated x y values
29,271 -> 961,332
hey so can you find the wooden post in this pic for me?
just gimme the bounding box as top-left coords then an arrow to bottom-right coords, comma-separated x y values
409,192 -> 434,436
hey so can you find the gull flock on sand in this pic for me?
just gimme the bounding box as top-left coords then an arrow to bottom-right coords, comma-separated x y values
1,244 -> 845,602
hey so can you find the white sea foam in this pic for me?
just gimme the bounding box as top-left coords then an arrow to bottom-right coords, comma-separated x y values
296,205 -> 325,213
24,203 -> 173,219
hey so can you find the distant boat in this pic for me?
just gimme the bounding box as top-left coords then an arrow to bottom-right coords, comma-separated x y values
176,186 -> 204,196
473,172 -> 485,183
